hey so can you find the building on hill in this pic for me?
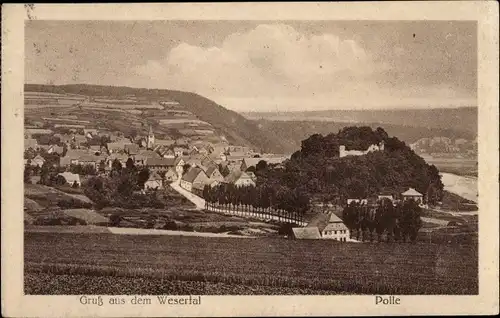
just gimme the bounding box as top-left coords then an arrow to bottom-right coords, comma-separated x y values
320,213 -> 350,242
144,171 -> 163,190
180,167 -> 210,192
401,188 -> 423,204
339,141 -> 385,158
223,171 -> 256,187
57,172 -> 81,186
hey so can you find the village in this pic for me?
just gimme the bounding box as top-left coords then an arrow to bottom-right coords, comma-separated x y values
24,122 -> 434,243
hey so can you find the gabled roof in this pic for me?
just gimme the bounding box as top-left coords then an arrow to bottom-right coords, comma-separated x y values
58,172 -> 81,184
33,155 -> 45,161
78,154 -> 102,162
401,188 -> 423,196
292,227 -> 321,239
181,167 -> 206,183
108,153 -> 129,161
174,157 -> 184,165
124,144 -> 139,154
147,171 -> 163,181
138,149 -> 160,158
204,165 -> 219,177
328,213 -> 343,223
146,157 -> 176,166
323,222 -> 348,232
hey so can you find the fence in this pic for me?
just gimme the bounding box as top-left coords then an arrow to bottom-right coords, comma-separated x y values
205,201 -> 306,226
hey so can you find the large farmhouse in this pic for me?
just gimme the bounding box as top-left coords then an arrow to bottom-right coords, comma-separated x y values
320,214 -> 350,241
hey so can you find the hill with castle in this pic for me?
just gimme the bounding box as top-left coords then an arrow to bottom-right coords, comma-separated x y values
257,126 -> 444,204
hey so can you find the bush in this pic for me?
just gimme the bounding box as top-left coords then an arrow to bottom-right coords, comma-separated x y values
163,221 -> 178,231
109,213 -> 122,226
278,223 -> 295,236
57,198 -> 92,209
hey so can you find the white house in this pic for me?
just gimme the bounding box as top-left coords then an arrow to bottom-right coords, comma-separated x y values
321,213 -> 350,242
401,188 -> 424,204
144,171 -> 163,190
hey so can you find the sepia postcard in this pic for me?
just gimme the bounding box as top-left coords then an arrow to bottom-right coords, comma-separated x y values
1,2 -> 499,317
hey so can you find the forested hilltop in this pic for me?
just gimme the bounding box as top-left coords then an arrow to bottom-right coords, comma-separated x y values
255,126 -> 444,203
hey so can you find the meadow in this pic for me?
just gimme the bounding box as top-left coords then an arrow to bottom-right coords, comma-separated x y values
25,232 -> 478,295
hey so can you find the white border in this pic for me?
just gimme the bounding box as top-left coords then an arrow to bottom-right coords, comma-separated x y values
2,2 -> 498,317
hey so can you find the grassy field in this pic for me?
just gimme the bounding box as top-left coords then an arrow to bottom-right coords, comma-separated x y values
25,232 -> 478,295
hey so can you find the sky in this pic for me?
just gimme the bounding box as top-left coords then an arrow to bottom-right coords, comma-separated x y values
25,20 -> 477,112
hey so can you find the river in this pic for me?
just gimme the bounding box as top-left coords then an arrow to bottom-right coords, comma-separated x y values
440,172 -> 478,203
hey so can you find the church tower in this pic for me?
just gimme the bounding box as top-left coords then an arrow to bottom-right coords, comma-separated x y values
147,125 -> 155,149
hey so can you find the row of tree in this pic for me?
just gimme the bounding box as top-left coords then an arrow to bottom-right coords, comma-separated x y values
342,198 -> 423,242
201,183 -> 310,223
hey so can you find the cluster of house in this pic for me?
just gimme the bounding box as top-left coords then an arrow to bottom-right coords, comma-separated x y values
24,125 -> 289,191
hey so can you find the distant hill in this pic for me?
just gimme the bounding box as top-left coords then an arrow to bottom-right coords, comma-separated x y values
253,120 -> 476,153
24,84 -> 289,154
25,84 -> 477,156
244,107 -> 478,135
